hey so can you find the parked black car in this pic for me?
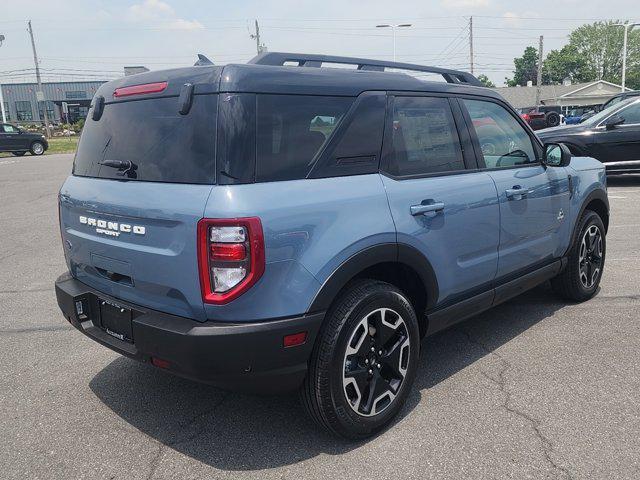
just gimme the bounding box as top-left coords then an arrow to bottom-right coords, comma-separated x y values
538,97 -> 640,174
579,90 -> 640,123
0,123 -> 48,156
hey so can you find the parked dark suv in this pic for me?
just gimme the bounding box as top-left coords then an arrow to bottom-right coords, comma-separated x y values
0,123 -> 48,155
538,97 -> 640,174
55,53 -> 609,439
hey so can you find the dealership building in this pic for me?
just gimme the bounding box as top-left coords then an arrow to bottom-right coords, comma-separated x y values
1,80 -> 106,124
492,80 -> 631,114
1,66 -> 150,125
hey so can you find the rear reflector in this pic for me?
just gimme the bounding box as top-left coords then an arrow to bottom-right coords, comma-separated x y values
151,357 -> 171,369
113,81 -> 168,98
210,242 -> 247,261
283,332 -> 307,348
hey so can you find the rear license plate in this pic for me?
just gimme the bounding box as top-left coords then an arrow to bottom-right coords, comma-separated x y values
99,300 -> 133,343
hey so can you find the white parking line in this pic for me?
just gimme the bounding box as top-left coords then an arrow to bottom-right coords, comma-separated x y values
0,160 -> 19,166
608,195 -> 627,199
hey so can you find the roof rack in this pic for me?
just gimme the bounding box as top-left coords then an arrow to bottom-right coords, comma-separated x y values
248,52 -> 482,87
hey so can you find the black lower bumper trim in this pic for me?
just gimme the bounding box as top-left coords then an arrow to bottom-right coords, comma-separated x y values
55,272 -> 325,394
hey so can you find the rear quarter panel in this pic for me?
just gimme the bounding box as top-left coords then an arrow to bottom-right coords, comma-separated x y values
202,174 -> 395,321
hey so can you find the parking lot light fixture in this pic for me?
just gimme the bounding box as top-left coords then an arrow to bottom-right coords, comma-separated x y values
375,23 -> 412,62
613,22 -> 640,92
0,33 -> 6,123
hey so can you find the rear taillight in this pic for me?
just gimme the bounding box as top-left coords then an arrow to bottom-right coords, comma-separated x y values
197,218 -> 265,304
521,113 -> 530,122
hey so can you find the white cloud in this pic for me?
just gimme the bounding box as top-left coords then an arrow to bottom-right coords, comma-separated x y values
502,11 -> 540,27
441,0 -> 490,8
126,0 -> 203,30
168,18 -> 204,31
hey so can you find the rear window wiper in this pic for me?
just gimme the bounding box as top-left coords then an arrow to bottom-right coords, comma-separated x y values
99,159 -> 137,177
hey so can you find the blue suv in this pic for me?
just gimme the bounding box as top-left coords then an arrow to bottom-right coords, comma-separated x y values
55,53 -> 609,439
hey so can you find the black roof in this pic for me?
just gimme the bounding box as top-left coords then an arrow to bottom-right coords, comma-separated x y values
98,52 -> 502,102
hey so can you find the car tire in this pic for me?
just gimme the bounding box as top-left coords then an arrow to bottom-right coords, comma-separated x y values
545,111 -> 561,128
300,279 -> 420,439
552,210 -> 606,302
30,141 -> 45,156
11,151 -> 26,156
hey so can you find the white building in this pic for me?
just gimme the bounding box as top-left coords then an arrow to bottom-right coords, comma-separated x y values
492,80 -> 633,114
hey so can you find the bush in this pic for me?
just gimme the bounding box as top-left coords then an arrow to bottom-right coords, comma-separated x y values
72,119 -> 84,132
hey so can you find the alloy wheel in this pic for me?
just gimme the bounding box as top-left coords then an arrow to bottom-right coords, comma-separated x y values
342,308 -> 410,417
579,224 -> 603,289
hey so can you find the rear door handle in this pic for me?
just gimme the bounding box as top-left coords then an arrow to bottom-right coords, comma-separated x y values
505,187 -> 531,200
410,201 -> 445,216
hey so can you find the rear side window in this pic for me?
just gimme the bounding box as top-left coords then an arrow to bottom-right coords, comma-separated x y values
387,96 -> 464,177
256,95 -> 352,182
74,95 -> 217,184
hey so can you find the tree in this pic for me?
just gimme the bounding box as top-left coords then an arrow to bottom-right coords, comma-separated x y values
543,44 -> 590,84
505,46 -> 539,87
540,21 -> 640,89
476,74 -> 495,88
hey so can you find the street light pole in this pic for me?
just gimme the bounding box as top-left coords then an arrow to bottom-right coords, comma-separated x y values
614,22 -> 639,92
0,34 -> 6,123
376,23 -> 412,62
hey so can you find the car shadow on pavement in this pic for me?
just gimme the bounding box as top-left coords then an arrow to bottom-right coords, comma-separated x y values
90,282 -> 567,471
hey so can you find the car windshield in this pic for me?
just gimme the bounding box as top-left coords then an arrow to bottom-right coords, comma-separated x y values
581,97 -> 637,127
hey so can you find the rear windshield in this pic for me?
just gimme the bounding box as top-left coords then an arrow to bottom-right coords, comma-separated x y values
73,94 -> 217,184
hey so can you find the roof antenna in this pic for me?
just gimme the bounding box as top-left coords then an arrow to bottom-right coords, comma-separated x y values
194,54 -> 214,66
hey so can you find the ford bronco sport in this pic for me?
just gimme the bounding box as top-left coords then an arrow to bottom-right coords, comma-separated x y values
55,52 -> 609,439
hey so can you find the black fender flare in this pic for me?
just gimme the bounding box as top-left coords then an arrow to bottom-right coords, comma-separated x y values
307,243 -> 439,313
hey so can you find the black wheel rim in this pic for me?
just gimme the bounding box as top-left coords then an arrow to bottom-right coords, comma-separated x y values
342,308 -> 410,417
579,224 -> 603,289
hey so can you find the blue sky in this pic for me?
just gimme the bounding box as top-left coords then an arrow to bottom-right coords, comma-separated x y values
0,0 -> 638,86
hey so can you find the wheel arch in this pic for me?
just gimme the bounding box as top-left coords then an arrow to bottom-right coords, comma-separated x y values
567,188 -> 609,257
308,243 -> 439,336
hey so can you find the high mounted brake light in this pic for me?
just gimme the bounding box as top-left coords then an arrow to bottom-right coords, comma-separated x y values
197,218 -> 265,304
113,81 -> 167,98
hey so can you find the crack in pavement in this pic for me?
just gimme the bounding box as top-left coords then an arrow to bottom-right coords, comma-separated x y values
0,324 -> 73,334
456,328 -> 574,480
0,287 -> 52,295
146,393 -> 230,480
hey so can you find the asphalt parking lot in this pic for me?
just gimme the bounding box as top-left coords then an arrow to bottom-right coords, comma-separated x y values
1,153 -> 639,479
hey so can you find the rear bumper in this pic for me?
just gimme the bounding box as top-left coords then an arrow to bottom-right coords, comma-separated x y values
55,272 -> 324,393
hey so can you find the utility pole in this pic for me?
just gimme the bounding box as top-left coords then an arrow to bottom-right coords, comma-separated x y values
535,35 -> 544,109
614,22 -> 639,92
28,20 -> 50,138
249,20 -> 266,54
469,16 -> 474,75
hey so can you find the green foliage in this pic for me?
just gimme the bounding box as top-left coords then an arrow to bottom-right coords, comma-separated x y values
507,21 -> 640,89
476,74 -> 495,88
72,119 -> 85,132
543,44 -> 590,84
505,46 -> 539,87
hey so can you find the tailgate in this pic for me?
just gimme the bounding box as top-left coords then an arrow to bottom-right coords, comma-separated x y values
60,176 -> 212,321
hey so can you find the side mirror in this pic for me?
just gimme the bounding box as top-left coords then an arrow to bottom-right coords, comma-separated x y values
543,143 -> 571,167
604,114 -> 625,130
